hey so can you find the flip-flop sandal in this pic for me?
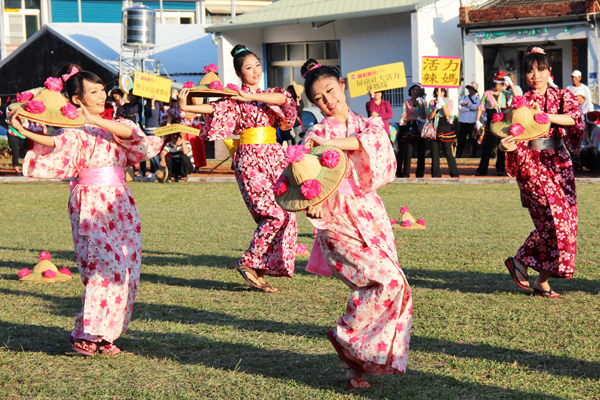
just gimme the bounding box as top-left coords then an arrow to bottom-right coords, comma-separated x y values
348,377 -> 371,390
504,257 -> 530,290
68,334 -> 97,356
258,282 -> 280,293
533,287 -> 560,298
98,341 -> 122,355
233,261 -> 262,289
326,331 -> 364,372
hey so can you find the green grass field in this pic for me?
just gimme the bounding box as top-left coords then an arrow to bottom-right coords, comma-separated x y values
0,182 -> 599,399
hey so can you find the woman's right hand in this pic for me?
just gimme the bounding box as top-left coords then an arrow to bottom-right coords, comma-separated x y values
499,136 -> 517,152
178,88 -> 189,111
160,159 -> 167,167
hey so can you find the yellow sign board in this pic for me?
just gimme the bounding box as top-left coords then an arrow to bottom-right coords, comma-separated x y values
132,72 -> 171,103
421,56 -> 461,88
154,124 -> 201,137
346,62 -> 407,98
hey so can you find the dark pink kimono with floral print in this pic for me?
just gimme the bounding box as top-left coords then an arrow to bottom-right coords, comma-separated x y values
506,88 -> 585,279
304,112 -> 412,375
23,120 -> 164,343
200,84 -> 298,277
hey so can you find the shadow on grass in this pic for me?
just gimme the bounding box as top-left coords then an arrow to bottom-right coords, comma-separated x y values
404,268 -> 600,295
141,272 -> 249,292
0,319 -> 570,399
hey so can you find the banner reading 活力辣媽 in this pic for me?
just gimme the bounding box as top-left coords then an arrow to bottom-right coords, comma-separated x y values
421,56 -> 461,88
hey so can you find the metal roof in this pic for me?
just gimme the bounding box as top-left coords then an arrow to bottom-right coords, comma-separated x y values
206,0 -> 438,32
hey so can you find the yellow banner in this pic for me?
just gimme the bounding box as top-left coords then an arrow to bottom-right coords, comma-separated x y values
154,124 -> 201,137
132,72 -> 172,103
421,56 -> 461,88
346,62 -> 407,98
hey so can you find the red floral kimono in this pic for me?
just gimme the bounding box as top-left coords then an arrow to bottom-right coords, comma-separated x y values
200,84 -> 298,277
506,88 -> 585,279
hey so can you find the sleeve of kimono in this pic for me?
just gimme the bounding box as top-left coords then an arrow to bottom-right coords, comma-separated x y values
350,117 -> 396,191
505,142 -> 529,178
302,123 -> 327,142
112,118 -> 164,163
559,89 -> 585,154
199,97 -> 240,141
22,128 -> 82,179
266,87 -> 297,131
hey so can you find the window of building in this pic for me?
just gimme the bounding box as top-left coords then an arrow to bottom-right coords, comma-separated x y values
382,88 -> 404,108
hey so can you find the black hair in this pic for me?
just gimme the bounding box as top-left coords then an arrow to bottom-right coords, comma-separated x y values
523,45 -> 551,74
408,84 -> 424,98
300,58 -> 341,101
433,87 -> 447,97
286,85 -> 297,99
111,88 -> 124,98
230,44 -> 259,74
55,63 -> 105,106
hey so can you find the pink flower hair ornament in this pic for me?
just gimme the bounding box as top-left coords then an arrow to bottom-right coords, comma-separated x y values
43,270 -> 57,279
320,150 -> 340,169
38,251 -> 52,261
285,145 -> 310,164
511,96 -> 530,109
183,81 -> 194,88
509,123 -> 525,137
273,176 -> 289,196
492,113 -> 505,123
44,77 -> 63,92
18,268 -> 32,279
209,81 -> 224,90
61,104 -> 79,120
26,100 -> 46,114
204,63 -> 218,74
534,112 -> 550,124
300,179 -> 321,200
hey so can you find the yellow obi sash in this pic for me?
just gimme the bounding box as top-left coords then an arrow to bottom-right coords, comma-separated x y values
223,127 -> 277,158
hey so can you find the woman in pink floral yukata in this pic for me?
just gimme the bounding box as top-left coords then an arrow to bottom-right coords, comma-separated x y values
177,44 -> 298,293
10,64 -> 163,355
300,59 -> 412,390
499,46 -> 585,298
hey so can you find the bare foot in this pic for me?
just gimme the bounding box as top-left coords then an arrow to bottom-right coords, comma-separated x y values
348,368 -> 370,390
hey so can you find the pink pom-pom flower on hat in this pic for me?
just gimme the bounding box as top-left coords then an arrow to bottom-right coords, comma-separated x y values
390,219 -> 397,225
26,100 -> 46,114
492,112 -> 505,123
17,92 -> 34,103
417,219 -> 426,226
226,83 -> 240,92
301,179 -> 321,200
296,244 -> 308,255
285,145 -> 309,163
511,96 -> 529,109
320,150 -> 340,168
44,77 -> 63,92
534,112 -> 550,124
61,103 -> 79,120
204,63 -> 218,73
400,206 -> 409,214
273,176 -> 289,196
209,81 -> 223,90
313,228 -> 318,236
401,220 -> 413,227
509,123 -> 525,137
59,267 -> 72,276
18,268 -> 32,279
38,251 -> 51,261
43,270 -> 57,279
183,81 -> 194,88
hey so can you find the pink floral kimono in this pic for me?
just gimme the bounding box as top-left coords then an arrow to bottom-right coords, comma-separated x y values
506,88 -> 585,279
23,120 -> 163,343
304,112 -> 413,375
201,84 -> 298,277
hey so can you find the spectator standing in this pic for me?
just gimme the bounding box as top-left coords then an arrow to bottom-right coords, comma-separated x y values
566,70 -> 593,106
456,82 -> 481,158
398,83 -> 427,177
427,87 -> 459,177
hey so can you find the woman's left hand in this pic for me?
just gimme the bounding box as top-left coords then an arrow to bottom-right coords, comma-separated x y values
304,136 -> 327,150
306,204 -> 324,219
231,91 -> 250,102
530,102 -> 541,111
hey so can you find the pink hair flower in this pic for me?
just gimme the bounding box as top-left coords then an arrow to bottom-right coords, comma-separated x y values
61,103 -> 79,120
390,219 -> 397,225
43,270 -> 57,279
417,219 -> 426,226
273,176 -> 289,196
44,77 -> 63,92
400,206 -> 409,214
285,145 -> 309,163
226,83 -> 240,92
511,96 -> 530,109
296,244 -> 308,255
38,251 -> 52,261
26,100 -> 45,114
492,112 -> 505,123
17,92 -> 34,103
183,81 -> 194,88
18,268 -> 32,279
320,150 -> 340,168
204,63 -> 218,73
401,220 -> 413,227
209,81 -> 224,90
534,112 -> 550,124
301,179 -> 321,200
509,123 -> 525,137
59,267 -> 72,276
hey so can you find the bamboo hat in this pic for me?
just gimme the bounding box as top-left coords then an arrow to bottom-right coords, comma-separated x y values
187,71 -> 238,98
392,207 -> 426,230
275,145 -> 347,212
10,76 -> 85,128
490,96 -> 551,141
18,252 -> 73,283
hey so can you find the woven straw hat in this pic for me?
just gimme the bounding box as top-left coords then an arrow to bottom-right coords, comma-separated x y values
19,252 -> 72,283
275,145 -> 347,212
10,84 -> 85,128
392,207 -> 426,230
188,72 -> 238,98
490,96 -> 550,141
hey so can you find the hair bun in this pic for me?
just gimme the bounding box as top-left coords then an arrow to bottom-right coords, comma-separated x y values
231,44 -> 249,57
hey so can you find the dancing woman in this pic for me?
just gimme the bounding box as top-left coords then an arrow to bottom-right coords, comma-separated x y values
300,59 -> 412,389
178,45 -> 298,293
10,64 -> 163,354
499,46 -> 585,298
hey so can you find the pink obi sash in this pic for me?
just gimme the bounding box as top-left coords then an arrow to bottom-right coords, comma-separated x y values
306,178 -> 366,276
70,167 -> 126,193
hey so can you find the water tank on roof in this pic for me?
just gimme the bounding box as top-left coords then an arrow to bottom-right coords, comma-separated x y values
122,3 -> 156,49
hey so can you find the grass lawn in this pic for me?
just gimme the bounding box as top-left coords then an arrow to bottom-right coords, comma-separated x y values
0,182 -> 599,399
